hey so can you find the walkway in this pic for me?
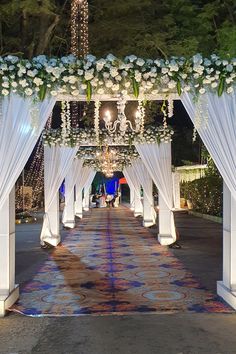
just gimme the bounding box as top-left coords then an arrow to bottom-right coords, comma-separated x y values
11,206 -> 230,316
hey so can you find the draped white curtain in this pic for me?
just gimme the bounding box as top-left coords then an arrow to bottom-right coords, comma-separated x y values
62,159 -> 83,224
136,142 -> 176,239
83,169 -> 96,198
123,165 -> 143,212
181,91 -> 236,200
41,146 -> 78,241
75,165 -> 95,214
0,94 -> 55,209
132,159 -> 156,222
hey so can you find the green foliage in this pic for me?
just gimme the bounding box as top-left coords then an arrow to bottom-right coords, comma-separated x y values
181,176 -> 223,217
0,0 -> 235,58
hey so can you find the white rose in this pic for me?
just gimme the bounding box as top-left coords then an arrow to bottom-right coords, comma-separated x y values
84,72 -> 94,81
68,76 -> 77,84
97,88 -> 104,94
211,82 -> 217,88
168,80 -> 176,89
184,85 -> 191,92
25,88 -> 33,96
105,80 -> 113,88
77,69 -> 84,76
51,91 -> 58,96
33,78 -> 43,86
199,88 -> 206,94
72,90 -> 80,96
19,79 -> 28,87
125,82 -> 131,88
161,67 -> 169,74
227,87 -> 234,94
136,58 -> 145,66
2,89 -> 9,96
11,81 -> 18,88
2,81 -> 9,88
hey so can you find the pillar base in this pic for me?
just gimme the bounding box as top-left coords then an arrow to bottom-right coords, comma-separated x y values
83,207 -> 89,212
75,213 -> 83,218
0,285 -> 19,317
134,211 -> 143,217
217,281 -> 236,309
143,220 -> 155,227
42,235 -> 60,247
63,221 -> 75,228
158,234 -> 175,246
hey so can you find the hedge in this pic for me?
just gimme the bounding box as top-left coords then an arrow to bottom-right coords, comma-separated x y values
180,176 -> 223,217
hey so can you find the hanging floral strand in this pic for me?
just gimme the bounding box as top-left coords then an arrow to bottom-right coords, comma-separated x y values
168,97 -> 174,118
136,100 -> 145,136
161,100 -> 168,130
94,100 -> 101,144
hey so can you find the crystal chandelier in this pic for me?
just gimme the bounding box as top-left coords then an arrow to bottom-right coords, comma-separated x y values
103,96 -> 145,136
96,145 -> 117,177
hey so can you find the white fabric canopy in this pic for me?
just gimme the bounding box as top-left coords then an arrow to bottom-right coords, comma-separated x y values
181,91 -> 236,200
132,159 -> 156,222
0,94 -> 55,209
62,159 -> 83,224
41,146 -> 78,241
136,142 -> 176,240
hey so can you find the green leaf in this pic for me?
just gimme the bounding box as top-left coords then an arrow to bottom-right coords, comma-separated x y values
38,85 -> 47,101
177,80 -> 181,96
218,77 -> 225,97
86,81 -> 92,102
132,78 -> 139,98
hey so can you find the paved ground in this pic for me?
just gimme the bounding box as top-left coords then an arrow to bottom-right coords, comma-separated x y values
1,209 -> 236,354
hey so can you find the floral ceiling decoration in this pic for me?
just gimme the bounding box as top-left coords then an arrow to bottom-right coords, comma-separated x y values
77,145 -> 139,172
43,125 -> 174,147
0,53 -> 235,100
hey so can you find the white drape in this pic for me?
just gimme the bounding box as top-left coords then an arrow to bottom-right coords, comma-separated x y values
75,165 -> 95,215
181,91 -> 236,200
41,146 -> 78,241
62,159 -> 83,224
0,94 -> 55,209
83,169 -> 96,204
132,159 -> 156,222
135,142 -> 176,240
123,166 -> 143,213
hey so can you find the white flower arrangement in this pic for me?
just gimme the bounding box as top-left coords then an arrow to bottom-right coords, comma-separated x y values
0,53 -> 235,100
43,125 -> 174,147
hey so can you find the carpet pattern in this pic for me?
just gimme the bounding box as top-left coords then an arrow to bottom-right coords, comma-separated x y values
11,206 -> 232,316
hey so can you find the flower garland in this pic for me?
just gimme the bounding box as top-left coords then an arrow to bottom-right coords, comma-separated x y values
0,53 -> 235,100
43,125 -> 174,147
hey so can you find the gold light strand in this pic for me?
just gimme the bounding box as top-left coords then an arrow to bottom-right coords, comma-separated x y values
79,0 -> 89,57
71,0 -> 80,57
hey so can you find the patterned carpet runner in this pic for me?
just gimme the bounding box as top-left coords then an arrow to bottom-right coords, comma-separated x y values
11,206 -> 232,316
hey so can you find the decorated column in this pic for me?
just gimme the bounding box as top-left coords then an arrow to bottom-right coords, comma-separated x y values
129,186 -> 135,210
172,172 -> 181,209
83,186 -> 91,211
75,187 -> 83,218
63,181 -> 75,228
217,183 -> 236,308
0,187 -> 19,317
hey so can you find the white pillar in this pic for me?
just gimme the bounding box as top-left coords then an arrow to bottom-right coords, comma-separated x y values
172,172 -> 181,209
134,187 -> 143,217
130,186 -> 135,210
83,186 -> 90,211
63,181 -> 75,228
143,183 -> 155,227
158,193 -> 174,245
75,187 -> 83,218
217,182 -> 236,309
0,187 -> 19,317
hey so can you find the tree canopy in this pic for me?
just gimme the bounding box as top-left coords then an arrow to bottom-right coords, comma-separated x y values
0,0 -> 235,58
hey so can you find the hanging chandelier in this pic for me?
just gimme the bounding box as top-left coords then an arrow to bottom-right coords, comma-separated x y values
102,96 -> 145,136
96,145 -> 117,177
